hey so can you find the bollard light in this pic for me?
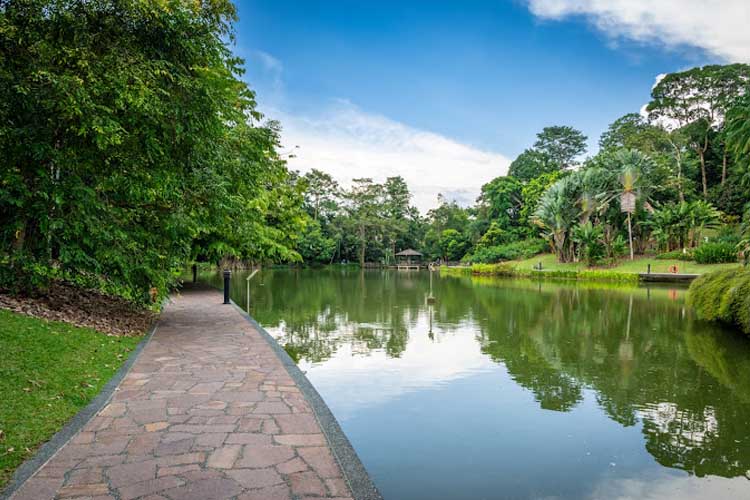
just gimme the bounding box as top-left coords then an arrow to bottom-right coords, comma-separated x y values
192,264 -> 197,283
223,269 -> 231,304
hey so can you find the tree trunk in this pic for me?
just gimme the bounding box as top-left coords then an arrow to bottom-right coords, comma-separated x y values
358,224 -> 365,268
698,141 -> 708,199
670,139 -> 685,203
722,151 -> 727,185
627,213 -> 634,260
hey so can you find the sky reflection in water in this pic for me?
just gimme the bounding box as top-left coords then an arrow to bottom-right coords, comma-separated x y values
207,268 -> 750,500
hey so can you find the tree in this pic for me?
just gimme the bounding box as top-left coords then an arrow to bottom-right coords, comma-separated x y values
647,64 -> 750,197
508,149 -> 557,182
475,176 -> 523,235
346,178 -> 385,267
439,229 -> 469,261
533,126 -> 588,169
532,176 -> 580,262
0,0 -> 304,302
302,169 -> 340,221
383,176 -> 412,264
519,171 -> 565,228
606,150 -> 654,260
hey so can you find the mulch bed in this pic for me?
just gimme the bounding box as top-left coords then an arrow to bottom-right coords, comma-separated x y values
0,282 -> 156,336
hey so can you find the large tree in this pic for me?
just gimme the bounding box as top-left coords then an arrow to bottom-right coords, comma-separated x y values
0,0 -> 303,301
533,126 -> 588,170
508,149 -> 557,182
647,64 -> 750,198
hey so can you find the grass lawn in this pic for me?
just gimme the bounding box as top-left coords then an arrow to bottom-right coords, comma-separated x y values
0,310 -> 142,488
509,253 -> 741,275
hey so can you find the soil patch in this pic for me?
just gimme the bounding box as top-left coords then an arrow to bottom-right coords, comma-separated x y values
0,282 -> 155,336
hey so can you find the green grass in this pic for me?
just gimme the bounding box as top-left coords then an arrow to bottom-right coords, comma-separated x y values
0,310 -> 142,488
442,254 -> 742,284
509,253 -> 741,275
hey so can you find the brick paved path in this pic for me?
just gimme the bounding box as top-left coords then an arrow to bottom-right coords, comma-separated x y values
12,287 -> 354,500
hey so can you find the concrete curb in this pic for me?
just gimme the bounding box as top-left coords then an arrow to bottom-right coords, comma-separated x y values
0,318 -> 160,500
229,299 -> 383,500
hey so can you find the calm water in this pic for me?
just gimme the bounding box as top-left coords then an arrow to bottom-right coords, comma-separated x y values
204,268 -> 750,500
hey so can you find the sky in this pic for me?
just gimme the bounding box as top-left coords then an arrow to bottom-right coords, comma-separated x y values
231,0 -> 750,212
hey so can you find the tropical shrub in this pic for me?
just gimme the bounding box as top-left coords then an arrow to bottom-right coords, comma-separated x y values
693,242 -> 738,264
572,222 -> 605,266
655,249 -> 694,261
471,263 -> 516,276
688,269 -> 750,335
468,239 -> 547,264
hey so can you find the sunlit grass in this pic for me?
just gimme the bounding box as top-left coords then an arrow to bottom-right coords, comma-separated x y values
0,310 -> 142,487
510,253 -> 741,274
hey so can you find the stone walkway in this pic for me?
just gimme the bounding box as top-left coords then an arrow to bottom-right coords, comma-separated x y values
11,286 -> 355,500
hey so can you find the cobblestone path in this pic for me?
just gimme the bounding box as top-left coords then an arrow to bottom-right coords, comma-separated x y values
11,286 -> 355,500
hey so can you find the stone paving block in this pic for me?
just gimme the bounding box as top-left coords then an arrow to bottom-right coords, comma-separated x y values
226,467 -> 284,488
235,445 -> 295,468
117,476 -> 185,500
8,288 -> 354,500
289,471 -> 327,497
206,445 -> 242,469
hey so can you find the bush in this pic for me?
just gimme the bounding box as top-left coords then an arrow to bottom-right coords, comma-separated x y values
471,263 -> 516,276
693,242 -> 738,264
468,239 -> 547,264
688,269 -> 750,335
655,249 -> 694,261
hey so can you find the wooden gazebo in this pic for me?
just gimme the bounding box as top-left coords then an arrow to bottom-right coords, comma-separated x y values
395,249 -> 423,270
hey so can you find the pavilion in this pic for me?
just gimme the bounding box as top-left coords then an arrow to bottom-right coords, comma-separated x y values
395,249 -> 423,269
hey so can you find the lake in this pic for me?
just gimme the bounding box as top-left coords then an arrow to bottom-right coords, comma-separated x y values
203,268 -> 750,500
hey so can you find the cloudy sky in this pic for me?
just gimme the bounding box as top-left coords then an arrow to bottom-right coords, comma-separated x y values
233,0 -> 749,212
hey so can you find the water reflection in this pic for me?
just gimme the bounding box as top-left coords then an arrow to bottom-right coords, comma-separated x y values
202,268 -> 750,499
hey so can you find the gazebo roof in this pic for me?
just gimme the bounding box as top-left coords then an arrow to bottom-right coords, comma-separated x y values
395,249 -> 422,257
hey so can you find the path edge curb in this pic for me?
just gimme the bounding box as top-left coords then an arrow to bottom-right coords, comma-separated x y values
0,316 -> 161,500
230,299 -> 383,500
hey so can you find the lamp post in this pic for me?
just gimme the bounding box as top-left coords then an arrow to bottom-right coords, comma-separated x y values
223,270 -> 231,304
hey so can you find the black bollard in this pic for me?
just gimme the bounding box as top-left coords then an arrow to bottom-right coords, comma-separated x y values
223,270 -> 231,304
192,264 -> 197,283
647,264 -> 651,274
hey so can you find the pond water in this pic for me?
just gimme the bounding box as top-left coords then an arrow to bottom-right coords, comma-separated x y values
203,268 -> 750,500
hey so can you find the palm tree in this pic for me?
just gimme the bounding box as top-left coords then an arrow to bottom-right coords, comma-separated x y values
686,200 -> 721,247
603,150 -> 654,260
532,177 -> 579,262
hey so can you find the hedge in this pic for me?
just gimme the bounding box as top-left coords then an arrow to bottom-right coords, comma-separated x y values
688,268 -> 750,335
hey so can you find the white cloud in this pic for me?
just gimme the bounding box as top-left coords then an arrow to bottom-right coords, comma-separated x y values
269,100 -> 509,212
526,0 -> 750,63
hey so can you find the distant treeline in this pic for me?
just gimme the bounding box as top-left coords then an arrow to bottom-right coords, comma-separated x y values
293,64 -> 750,268
2,0 -> 749,305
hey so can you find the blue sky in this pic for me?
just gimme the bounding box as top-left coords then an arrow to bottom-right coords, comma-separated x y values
231,0 -> 747,211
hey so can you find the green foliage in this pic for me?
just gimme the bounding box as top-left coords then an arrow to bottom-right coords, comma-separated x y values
440,229 -> 469,261
572,221 -> 605,266
688,269 -> 750,335
533,125 -> 588,169
656,249 -> 694,261
296,220 -> 336,265
466,263 -> 640,283
508,149 -> 558,182
519,171 -> 565,227
468,238 -> 547,264
471,263 -> 517,276
475,176 -> 523,232
0,0 -> 304,303
693,242 -> 738,264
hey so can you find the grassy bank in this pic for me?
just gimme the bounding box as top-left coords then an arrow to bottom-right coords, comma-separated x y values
0,310 -> 142,487
441,253 -> 741,283
688,269 -> 750,336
